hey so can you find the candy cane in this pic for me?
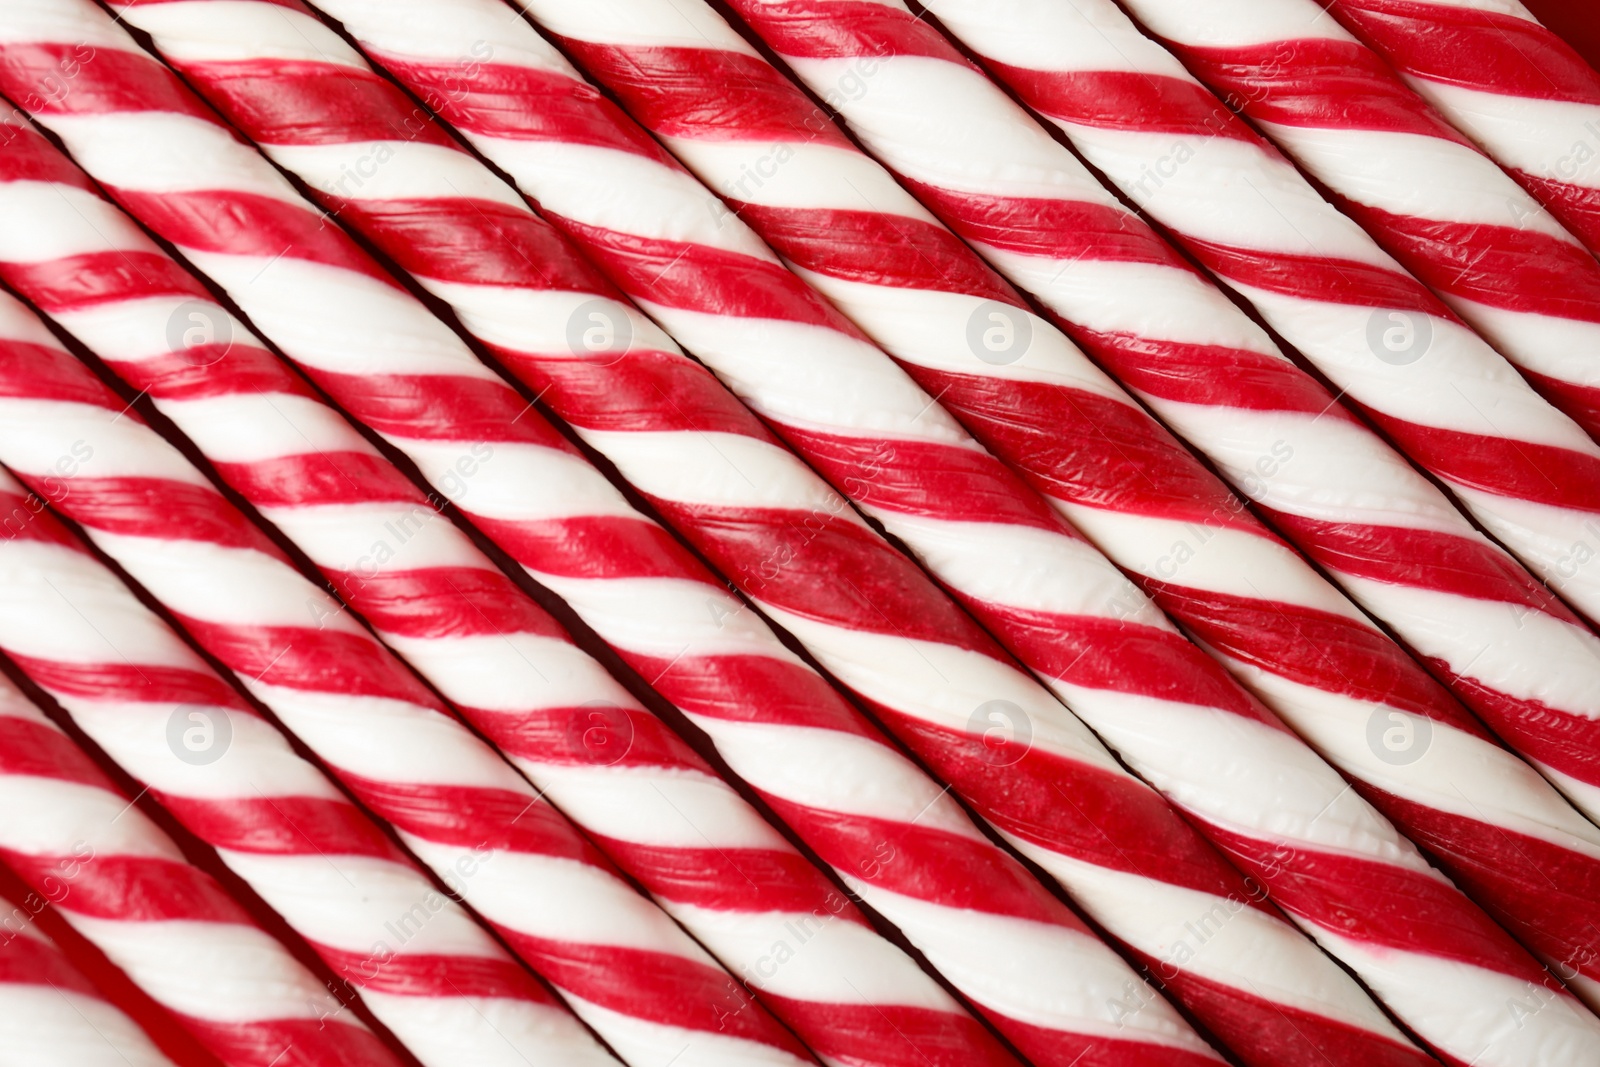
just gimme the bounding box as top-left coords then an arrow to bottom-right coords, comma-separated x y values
533,0 -> 1600,1018
0,671 -> 408,1067
1325,0 -> 1600,259
684,0 -> 1600,1009
0,460 -> 626,1067
0,121 -> 1024,1067
0,6 -> 1215,1063
0,897 -> 178,1067
222,0 -> 1600,1062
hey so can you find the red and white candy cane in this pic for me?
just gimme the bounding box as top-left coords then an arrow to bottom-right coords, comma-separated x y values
0,292 -> 819,1067
533,0 -> 1600,1013
0,7 -> 1214,1063
0,892 -> 179,1067
1324,0 -> 1600,271
0,123 -> 1024,1067
0,460 -> 625,1067
908,0 -> 1600,871
0,672 -> 407,1067
244,1 -> 1597,1063
1094,0 -> 1600,597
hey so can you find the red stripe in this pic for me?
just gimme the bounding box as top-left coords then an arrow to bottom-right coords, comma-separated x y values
502,934 -> 813,1056
904,178 -> 1189,270
558,41 -> 855,151
104,347 -> 317,405
1196,819 -> 1552,982
112,189 -> 399,290
0,488 -> 80,546
33,477 -> 283,557
1070,328 -> 1353,418
491,346 -> 782,442
730,0 -> 966,65
873,707 -> 1263,904
1330,0 -> 1600,104
1433,663 -> 1600,790
621,650 -> 882,741
732,202 -> 1019,304
323,565 -> 566,644
0,716 -> 110,791
0,928 -> 100,995
0,42 -> 219,126
759,992 -> 1019,1067
5,655 -> 251,713
761,799 -> 1072,927
658,501 -> 1013,658
1180,233 -> 1452,318
334,197 -> 612,295
1174,37 -> 1472,144
911,369 -> 1267,530
1520,366 -> 1600,441
958,1018 -> 1220,1067
178,1015 -> 399,1067
172,60 -> 455,149
591,835 -> 860,917
1147,579 -> 1489,737
154,793 -> 405,864
374,54 -> 678,167
307,942 -> 553,1004
976,605 -> 1270,722
0,339 -> 132,413
1124,950 -> 1436,1067
1514,169 -> 1600,254
169,615 -> 447,710
212,452 -> 428,510
0,121 -> 99,190
547,214 -> 865,336
1333,197 -> 1600,323
305,369 -> 574,451
1358,783 -> 1600,986
770,426 -> 1065,530
2,851 -> 251,927
0,251 -> 209,312
991,64 -> 1257,145
333,774 -> 613,867
474,513 -> 721,584
459,700 -> 709,776
1261,509 -> 1571,616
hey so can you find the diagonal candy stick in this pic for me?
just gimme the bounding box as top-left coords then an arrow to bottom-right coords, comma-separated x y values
0,459 -> 625,1067
1325,0 -> 1600,261
527,0 -> 1600,1025
0,889 -> 180,1067
0,6 -> 1215,1062
894,0 -> 1600,874
0,671 -> 409,1067
0,288 -> 817,1067
186,0 -> 1600,1063
0,121 -> 1026,1067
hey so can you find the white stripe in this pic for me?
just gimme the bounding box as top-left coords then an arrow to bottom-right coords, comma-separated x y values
0,986 -> 176,1067
359,989 -> 617,1067
1416,80 -> 1600,188
270,139 -> 527,210
582,429 -> 856,514
123,1 -> 368,67
0,182 -> 153,263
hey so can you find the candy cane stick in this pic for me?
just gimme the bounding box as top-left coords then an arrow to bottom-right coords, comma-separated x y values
0,296 -> 817,1067
0,671 -> 408,1067
0,125 -> 1024,1067
202,0 -> 1599,1063
0,463 -> 624,1067
1076,0 -> 1600,603
0,8 -> 1212,1063
528,0 -> 1600,1016
900,0 -> 1600,863
1325,0 -> 1600,260
0,896 -> 178,1067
